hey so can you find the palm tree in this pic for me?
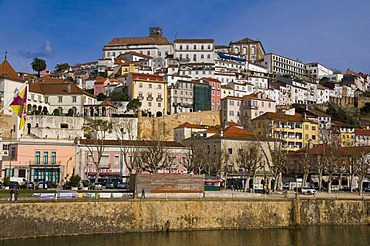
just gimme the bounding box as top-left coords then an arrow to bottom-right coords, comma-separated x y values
31,58 -> 47,77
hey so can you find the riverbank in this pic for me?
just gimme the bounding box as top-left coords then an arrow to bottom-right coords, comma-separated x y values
0,193 -> 369,240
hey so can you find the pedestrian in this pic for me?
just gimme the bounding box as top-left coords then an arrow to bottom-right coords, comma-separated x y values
10,188 -> 14,201
15,189 -> 19,201
142,188 -> 145,198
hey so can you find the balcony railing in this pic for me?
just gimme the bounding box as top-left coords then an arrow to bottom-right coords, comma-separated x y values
147,96 -> 153,101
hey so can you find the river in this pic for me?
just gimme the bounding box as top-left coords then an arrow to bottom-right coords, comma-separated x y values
1,225 -> 369,246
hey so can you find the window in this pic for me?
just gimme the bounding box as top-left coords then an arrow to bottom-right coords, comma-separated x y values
158,84 -> 162,89
312,126 -> 316,130
45,97 -> 48,103
51,151 -> 56,164
43,151 -> 48,164
35,151 -> 40,164
229,111 -> 234,116
158,103 -> 161,107
194,45 -> 196,50
139,83 -> 143,88
305,125 -> 308,130
148,84 -> 152,89
180,45 -> 183,50
228,148 -> 232,154
72,96 -> 77,103
147,51 -> 150,55
207,54 -> 210,59
312,135 -> 316,140
58,96 -> 63,103
148,102 -> 152,107
100,154 -> 110,168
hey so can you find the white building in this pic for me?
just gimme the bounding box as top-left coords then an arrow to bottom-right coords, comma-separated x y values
103,36 -> 172,59
262,53 -> 306,79
174,39 -> 215,64
305,62 -> 333,82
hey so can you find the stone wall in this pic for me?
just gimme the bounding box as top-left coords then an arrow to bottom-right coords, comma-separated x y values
0,198 -> 369,239
138,111 -> 220,140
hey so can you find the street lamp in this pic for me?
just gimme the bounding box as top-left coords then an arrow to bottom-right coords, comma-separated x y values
66,157 -> 72,180
9,129 -> 14,178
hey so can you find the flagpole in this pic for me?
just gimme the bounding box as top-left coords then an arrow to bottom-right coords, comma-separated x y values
0,81 -> 28,114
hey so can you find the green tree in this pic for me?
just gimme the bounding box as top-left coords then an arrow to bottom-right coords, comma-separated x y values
97,93 -> 107,101
52,108 -> 60,116
110,92 -> 129,101
31,58 -> 47,77
127,98 -> 142,115
54,63 -> 70,73
69,174 -> 81,188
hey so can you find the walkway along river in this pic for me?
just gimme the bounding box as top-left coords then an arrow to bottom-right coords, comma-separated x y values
0,193 -> 369,240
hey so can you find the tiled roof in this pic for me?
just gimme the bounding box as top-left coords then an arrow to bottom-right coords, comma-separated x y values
29,81 -> 95,97
0,59 -> 24,82
242,93 -> 274,101
106,37 -> 171,46
354,128 -> 370,135
130,72 -> 164,81
253,112 -> 303,122
208,125 -> 265,140
120,51 -> 152,59
331,120 -> 353,128
175,122 -> 208,129
99,99 -> 116,108
174,39 -> 214,43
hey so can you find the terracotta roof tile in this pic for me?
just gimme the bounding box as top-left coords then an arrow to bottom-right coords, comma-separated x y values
253,112 -> 304,122
0,59 -> 24,82
354,129 -> 370,135
106,37 -> 171,46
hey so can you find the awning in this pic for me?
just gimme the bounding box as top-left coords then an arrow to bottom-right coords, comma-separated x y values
322,176 -> 329,182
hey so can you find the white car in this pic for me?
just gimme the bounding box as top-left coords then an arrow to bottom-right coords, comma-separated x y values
91,182 -> 103,190
300,187 -> 317,195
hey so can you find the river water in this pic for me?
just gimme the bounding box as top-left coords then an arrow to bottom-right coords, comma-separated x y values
2,225 -> 369,246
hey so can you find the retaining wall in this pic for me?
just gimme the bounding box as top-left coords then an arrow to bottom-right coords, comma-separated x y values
0,198 -> 369,239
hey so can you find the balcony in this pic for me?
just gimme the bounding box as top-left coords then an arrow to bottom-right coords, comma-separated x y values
137,95 -> 144,100
147,96 -> 153,101
156,97 -> 163,102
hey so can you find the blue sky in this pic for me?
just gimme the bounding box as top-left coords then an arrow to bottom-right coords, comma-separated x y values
1,0 -> 369,73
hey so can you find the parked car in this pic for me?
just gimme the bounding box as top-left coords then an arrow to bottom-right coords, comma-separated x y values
300,187 -> 317,195
36,181 -> 48,189
63,182 -> 72,190
116,182 -> 129,190
91,182 -> 103,190
282,183 -> 290,190
10,181 -> 20,189
105,182 -> 116,189
26,182 -> 34,189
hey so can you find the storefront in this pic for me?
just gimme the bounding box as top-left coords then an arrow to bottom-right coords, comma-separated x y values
29,165 -> 61,184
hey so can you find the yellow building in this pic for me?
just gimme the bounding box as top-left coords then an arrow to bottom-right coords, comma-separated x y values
252,112 -> 319,151
331,121 -> 355,147
126,73 -> 168,117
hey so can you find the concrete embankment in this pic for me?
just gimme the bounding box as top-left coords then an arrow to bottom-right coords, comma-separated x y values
0,198 -> 369,239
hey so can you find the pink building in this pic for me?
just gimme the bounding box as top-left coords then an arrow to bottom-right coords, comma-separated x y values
76,139 -> 190,183
201,78 -> 221,111
1,139 -> 76,184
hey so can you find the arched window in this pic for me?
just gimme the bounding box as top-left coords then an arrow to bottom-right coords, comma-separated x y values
251,46 -> 256,55
234,47 -> 239,54
243,47 -> 247,55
